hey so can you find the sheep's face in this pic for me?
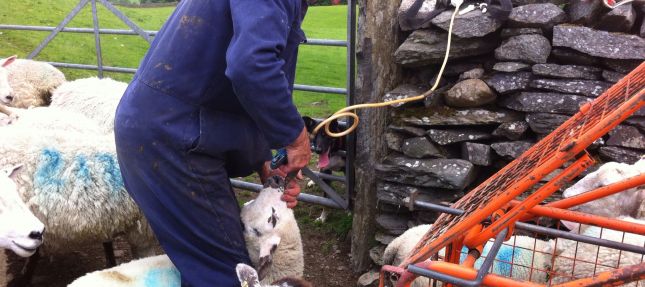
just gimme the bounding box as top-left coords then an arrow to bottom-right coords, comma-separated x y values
241,182 -> 286,280
0,56 -> 16,105
0,165 -> 45,257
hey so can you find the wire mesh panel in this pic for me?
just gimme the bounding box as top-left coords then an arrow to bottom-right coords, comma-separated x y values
403,62 -> 645,266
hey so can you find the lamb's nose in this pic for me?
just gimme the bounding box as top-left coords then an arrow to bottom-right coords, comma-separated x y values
5,95 -> 13,101
29,229 -> 44,240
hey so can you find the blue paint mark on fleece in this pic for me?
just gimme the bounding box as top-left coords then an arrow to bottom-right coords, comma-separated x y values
494,245 -> 514,277
73,155 -> 91,185
94,152 -> 124,193
143,267 -> 181,287
34,148 -> 65,192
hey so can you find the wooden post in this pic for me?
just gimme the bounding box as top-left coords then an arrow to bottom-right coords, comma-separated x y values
351,0 -> 402,272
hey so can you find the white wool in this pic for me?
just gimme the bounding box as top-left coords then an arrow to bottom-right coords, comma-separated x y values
561,159 -> 645,231
382,224 -> 552,286
3,107 -> 104,135
69,185 -> 304,286
0,125 -> 157,256
0,57 -> 65,108
50,77 -> 127,134
548,217 -> 645,286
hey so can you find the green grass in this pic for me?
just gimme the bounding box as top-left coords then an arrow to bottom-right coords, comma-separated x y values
0,1 -> 347,117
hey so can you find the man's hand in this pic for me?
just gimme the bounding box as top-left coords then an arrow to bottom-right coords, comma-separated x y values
278,126 -> 311,208
259,161 -> 304,209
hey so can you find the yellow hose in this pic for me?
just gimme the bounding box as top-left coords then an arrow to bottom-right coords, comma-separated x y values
313,1 -> 463,137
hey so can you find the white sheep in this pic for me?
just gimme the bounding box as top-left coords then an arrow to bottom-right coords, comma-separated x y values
236,263 -> 312,287
382,224 -> 552,286
0,106 -> 105,134
0,164 -> 45,258
561,158 -> 645,231
0,55 -> 66,108
0,124 -> 157,258
50,77 -> 128,134
548,217 -> 645,286
68,180 -> 304,286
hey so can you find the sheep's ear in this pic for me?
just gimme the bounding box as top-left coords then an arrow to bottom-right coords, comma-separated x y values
268,207 -> 278,228
1,55 -> 17,67
235,264 -> 261,287
1,164 -> 22,180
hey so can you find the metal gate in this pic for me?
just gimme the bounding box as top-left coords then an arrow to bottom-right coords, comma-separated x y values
0,0 -> 356,210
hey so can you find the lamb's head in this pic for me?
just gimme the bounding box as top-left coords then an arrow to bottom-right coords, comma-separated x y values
241,176 -> 290,280
0,164 -> 45,257
0,55 -> 17,105
235,263 -> 312,287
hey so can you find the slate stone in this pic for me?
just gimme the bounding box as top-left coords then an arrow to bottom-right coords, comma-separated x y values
384,84 -> 427,108
553,25 -> 645,60
599,146 -> 643,164
532,64 -> 602,80
402,137 -> 446,158
508,3 -> 567,31
491,141 -> 534,159
602,70 -> 626,83
375,232 -> 396,245
641,18 -> 645,38
443,62 -> 484,76
386,131 -> 405,152
493,62 -> 531,72
377,182 -> 462,207
389,125 -> 426,137
624,116 -> 645,131
500,92 -> 593,115
485,72 -> 533,94
396,106 -> 524,126
530,79 -> 611,97
566,0 -> 604,25
492,121 -> 529,140
500,28 -> 543,38
526,113 -> 570,134
512,0 -> 567,4
376,156 -> 476,190
461,142 -> 493,166
601,58 -> 642,74
551,48 -> 599,66
431,9 -> 503,38
495,34 -> 551,64
398,0 -> 438,31
395,29 -> 499,67
597,4 -> 636,32
459,68 -> 485,80
606,125 -> 645,149
369,246 -> 385,266
427,129 -> 492,145
445,79 -> 496,108
376,214 -> 409,235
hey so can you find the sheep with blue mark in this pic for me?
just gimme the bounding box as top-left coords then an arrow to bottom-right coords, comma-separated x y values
381,224 -> 553,287
67,178 -> 305,286
0,124 -> 158,258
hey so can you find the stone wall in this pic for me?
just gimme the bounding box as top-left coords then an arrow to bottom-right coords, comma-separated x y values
369,0 -> 644,260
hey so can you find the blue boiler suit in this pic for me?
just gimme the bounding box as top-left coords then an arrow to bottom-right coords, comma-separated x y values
113,0 -> 307,286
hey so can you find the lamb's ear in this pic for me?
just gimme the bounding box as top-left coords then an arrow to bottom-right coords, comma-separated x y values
1,55 -> 17,67
1,164 -> 22,180
268,207 -> 279,228
235,264 -> 261,287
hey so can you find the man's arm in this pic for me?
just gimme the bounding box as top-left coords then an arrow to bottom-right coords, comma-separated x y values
226,0 -> 304,149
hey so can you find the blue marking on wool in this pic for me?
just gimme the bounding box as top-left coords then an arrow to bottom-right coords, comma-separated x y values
494,245 -> 514,277
143,267 -> 180,287
73,155 -> 91,185
34,148 -> 65,192
94,152 -> 124,193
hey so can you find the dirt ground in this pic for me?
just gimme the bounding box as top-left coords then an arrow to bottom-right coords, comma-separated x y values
5,189 -> 359,287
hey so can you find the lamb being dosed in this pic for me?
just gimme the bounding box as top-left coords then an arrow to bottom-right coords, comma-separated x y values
561,158 -> 645,231
381,224 -> 553,287
0,55 -> 66,108
67,177 -> 304,286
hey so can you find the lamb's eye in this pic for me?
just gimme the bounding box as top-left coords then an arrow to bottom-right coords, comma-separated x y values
253,228 -> 262,237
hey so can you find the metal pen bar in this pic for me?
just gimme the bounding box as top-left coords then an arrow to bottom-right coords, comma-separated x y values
302,167 -> 349,209
90,0 -> 104,78
229,179 -> 343,209
305,39 -> 347,46
27,0 -> 90,59
47,62 -> 137,73
294,84 -> 346,95
345,0 -> 357,210
413,200 -> 645,255
312,171 -> 346,183
98,0 -> 152,43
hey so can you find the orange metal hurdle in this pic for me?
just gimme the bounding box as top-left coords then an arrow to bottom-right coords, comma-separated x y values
379,62 -> 645,286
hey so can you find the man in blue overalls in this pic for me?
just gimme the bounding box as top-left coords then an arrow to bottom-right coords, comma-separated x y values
113,0 -> 311,285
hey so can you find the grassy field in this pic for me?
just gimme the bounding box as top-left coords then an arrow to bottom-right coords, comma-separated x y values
0,1 -> 347,117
